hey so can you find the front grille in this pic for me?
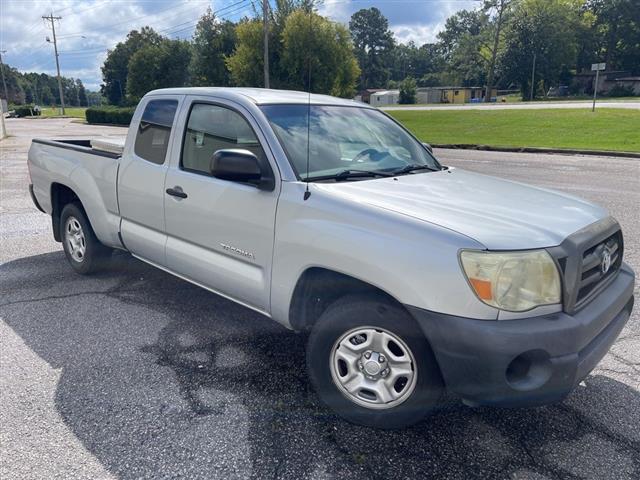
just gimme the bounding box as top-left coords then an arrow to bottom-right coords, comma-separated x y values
575,230 -> 623,307
547,218 -> 623,314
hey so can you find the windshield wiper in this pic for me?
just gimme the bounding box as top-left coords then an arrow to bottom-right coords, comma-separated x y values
393,164 -> 439,175
305,169 -> 394,182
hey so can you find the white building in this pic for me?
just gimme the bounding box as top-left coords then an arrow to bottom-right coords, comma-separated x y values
368,90 -> 400,107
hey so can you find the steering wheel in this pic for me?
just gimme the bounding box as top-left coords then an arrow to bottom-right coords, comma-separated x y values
353,148 -> 386,162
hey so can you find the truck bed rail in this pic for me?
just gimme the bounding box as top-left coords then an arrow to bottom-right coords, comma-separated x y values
32,138 -> 121,159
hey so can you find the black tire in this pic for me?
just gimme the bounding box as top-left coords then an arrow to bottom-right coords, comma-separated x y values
306,294 -> 444,429
60,202 -> 111,275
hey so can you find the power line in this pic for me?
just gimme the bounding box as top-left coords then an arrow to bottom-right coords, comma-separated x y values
55,1 -> 111,21
160,0 -> 253,36
20,0 -> 252,64
57,1 -> 210,38
56,0 -> 253,59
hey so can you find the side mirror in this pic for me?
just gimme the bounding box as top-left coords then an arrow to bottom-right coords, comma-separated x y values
210,149 -> 273,190
422,142 -> 433,153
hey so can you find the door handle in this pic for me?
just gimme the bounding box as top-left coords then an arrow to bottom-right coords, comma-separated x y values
166,187 -> 188,199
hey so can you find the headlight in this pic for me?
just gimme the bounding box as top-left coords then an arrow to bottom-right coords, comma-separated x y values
460,249 -> 561,312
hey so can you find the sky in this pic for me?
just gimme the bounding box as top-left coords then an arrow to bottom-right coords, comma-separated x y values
0,0 -> 479,91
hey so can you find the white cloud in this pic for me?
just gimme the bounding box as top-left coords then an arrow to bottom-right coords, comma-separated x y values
1,0 -> 215,89
318,0 -> 352,23
1,1 -> 479,91
392,24 -> 440,45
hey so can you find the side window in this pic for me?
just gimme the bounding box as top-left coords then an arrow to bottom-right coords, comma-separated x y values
134,99 -> 178,165
181,103 -> 265,175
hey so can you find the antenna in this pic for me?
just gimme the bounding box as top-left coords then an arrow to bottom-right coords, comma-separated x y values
303,4 -> 312,201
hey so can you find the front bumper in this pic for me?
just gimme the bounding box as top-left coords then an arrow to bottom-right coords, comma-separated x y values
407,262 -> 635,407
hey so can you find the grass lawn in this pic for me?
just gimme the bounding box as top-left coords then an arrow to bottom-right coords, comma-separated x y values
498,95 -> 640,103
389,108 -> 640,152
40,107 -> 87,118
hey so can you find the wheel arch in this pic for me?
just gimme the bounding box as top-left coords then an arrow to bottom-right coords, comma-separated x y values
50,182 -> 81,242
288,267 -> 407,332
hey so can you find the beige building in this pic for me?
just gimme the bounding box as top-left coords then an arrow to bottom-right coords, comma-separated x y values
417,87 -> 498,104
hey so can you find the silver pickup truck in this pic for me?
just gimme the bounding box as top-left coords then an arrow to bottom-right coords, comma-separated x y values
28,88 -> 635,428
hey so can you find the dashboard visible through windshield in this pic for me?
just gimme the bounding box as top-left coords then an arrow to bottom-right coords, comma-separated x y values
260,104 -> 440,181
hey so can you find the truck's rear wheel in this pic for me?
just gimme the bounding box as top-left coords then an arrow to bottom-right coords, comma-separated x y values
306,294 -> 444,429
60,202 -> 110,274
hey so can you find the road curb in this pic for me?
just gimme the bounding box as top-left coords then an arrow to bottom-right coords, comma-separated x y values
432,144 -> 640,159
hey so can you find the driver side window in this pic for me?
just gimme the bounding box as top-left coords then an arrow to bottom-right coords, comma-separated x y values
181,103 -> 265,175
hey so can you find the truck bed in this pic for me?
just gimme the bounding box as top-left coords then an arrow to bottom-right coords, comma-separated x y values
28,137 -> 124,249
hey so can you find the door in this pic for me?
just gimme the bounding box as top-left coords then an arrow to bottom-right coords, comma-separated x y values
163,99 -> 280,312
118,97 -> 181,265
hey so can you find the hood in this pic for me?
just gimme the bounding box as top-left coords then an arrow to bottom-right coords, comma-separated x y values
316,168 -> 608,250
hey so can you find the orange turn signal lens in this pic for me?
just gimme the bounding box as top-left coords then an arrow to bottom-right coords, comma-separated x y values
469,278 -> 493,300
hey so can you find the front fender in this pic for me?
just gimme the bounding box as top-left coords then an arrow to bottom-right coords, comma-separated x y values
269,182 -> 497,327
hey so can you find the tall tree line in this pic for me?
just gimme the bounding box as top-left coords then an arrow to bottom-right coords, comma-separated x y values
352,0 -> 639,99
1,66 -> 89,106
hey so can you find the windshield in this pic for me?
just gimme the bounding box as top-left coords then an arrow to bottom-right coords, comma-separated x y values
260,105 -> 440,180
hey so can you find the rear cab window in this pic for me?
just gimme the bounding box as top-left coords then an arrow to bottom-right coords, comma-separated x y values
134,99 -> 178,165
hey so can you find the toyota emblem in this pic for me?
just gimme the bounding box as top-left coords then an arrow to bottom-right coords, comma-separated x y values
601,249 -> 612,275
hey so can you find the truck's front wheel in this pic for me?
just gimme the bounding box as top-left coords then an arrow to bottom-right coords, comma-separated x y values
60,202 -> 110,275
306,294 -> 444,428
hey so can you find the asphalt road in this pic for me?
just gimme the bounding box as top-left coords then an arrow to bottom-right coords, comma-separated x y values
381,101 -> 640,111
1,118 -> 639,480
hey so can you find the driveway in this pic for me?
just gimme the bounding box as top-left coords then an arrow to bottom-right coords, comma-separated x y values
1,118 -> 639,479
382,101 -> 640,111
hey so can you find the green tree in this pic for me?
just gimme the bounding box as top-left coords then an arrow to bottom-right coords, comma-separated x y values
226,19 -> 265,87
226,1 -> 314,88
398,77 -> 417,104
77,79 -> 88,107
437,9 -> 490,87
483,0 -> 515,101
86,91 -> 105,106
24,84 -> 35,104
101,27 -> 163,105
280,10 -> 360,97
501,0 -> 587,99
586,0 -> 640,74
349,7 -> 394,89
126,39 -> 192,101
438,9 -> 486,59
389,42 -> 415,82
62,77 -> 77,106
268,1 -> 313,88
190,8 -> 236,86
40,85 -> 54,105
0,65 -> 25,104
389,42 -> 444,83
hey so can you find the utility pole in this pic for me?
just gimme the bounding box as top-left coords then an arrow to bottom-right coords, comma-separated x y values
263,0 -> 270,89
0,50 -> 9,102
529,52 -> 537,101
42,13 -> 65,115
